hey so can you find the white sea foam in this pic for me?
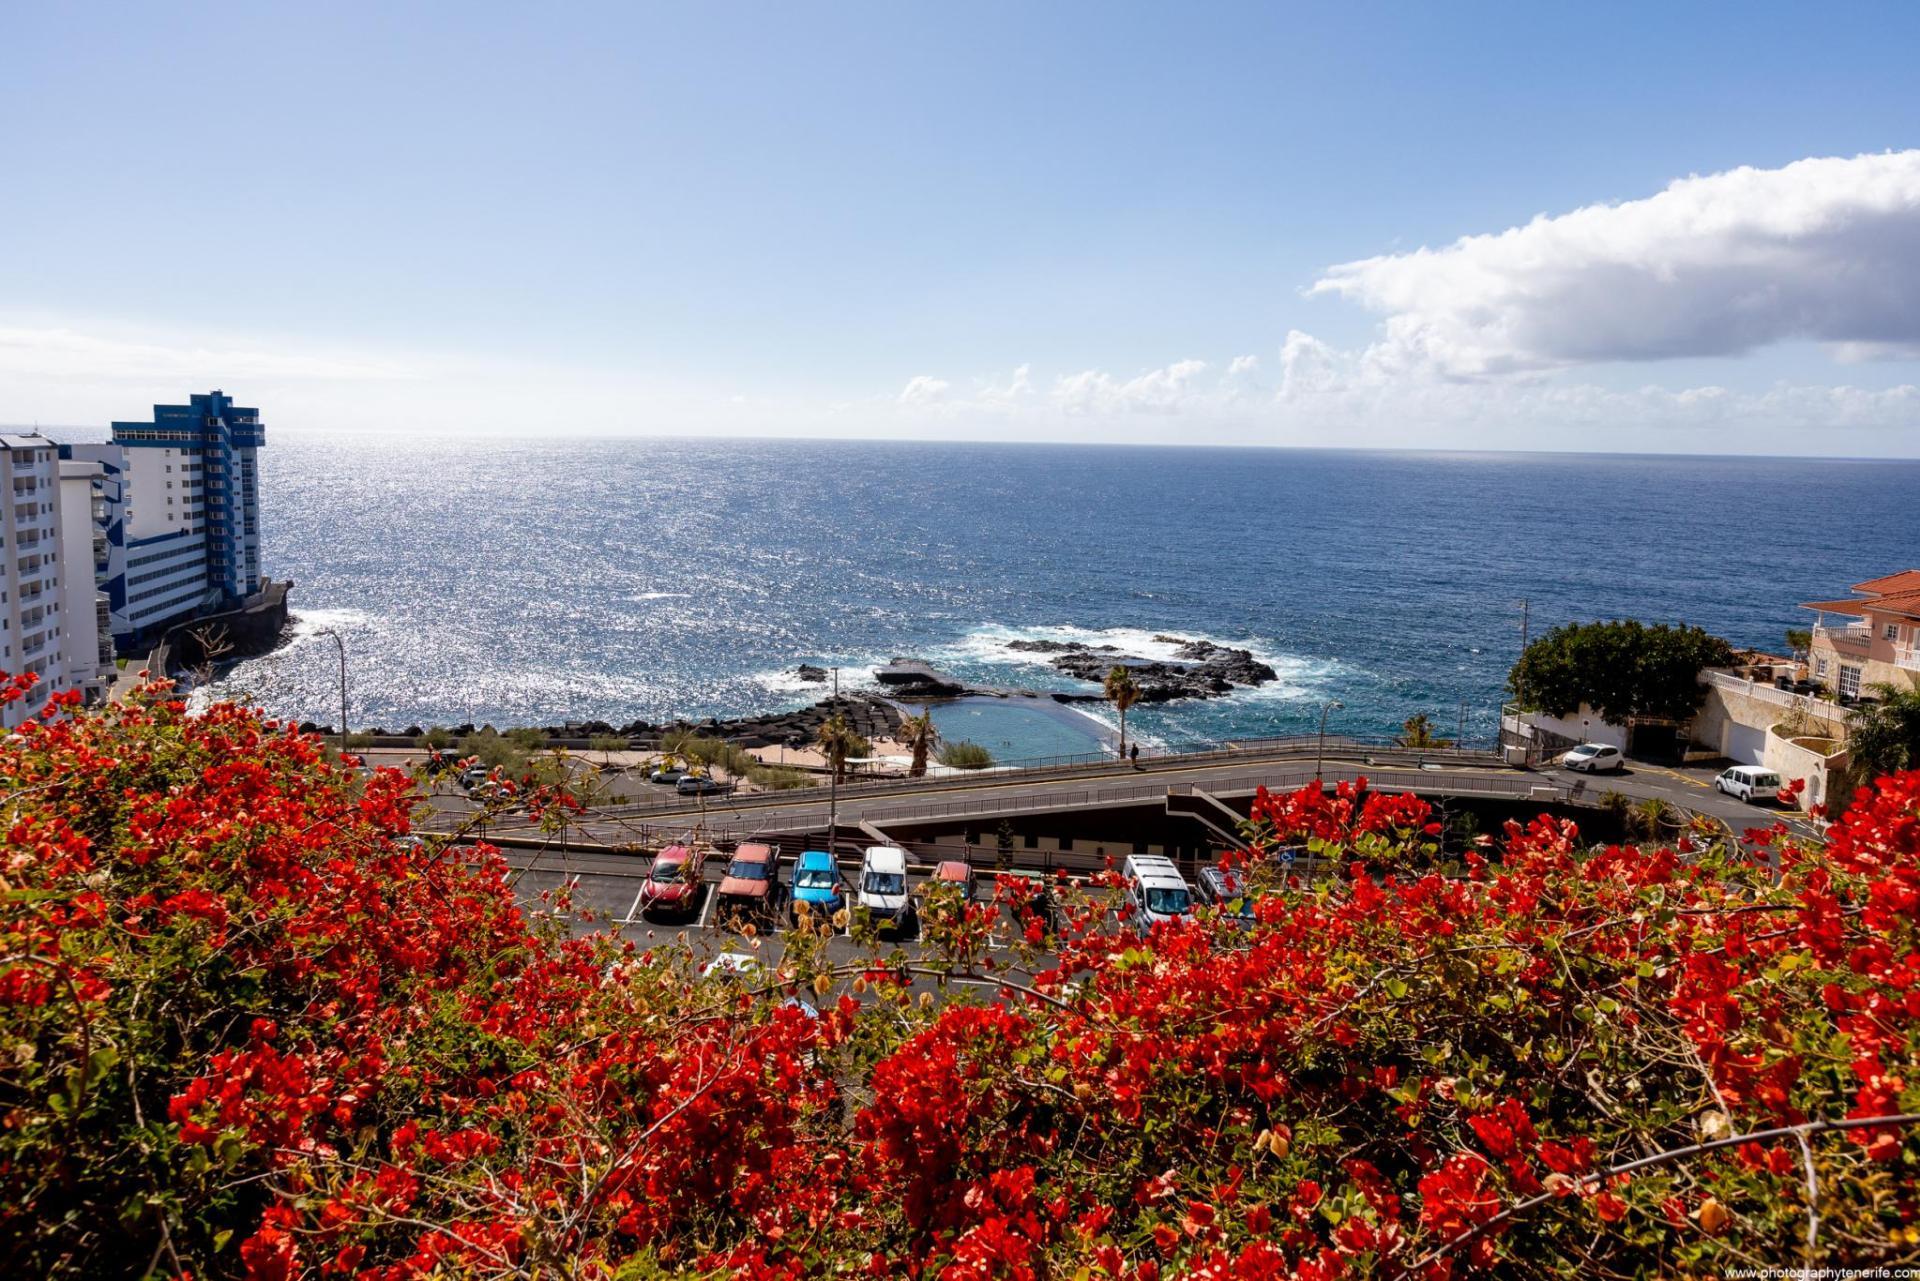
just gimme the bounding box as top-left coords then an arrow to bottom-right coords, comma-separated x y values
749,660 -> 885,699
287,606 -> 376,634
931,622 -> 1340,705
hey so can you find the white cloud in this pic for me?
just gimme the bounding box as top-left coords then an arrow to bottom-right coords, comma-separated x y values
1052,359 -> 1209,415
866,337 -> 1919,453
896,374 -> 951,405
1311,150 -> 1920,376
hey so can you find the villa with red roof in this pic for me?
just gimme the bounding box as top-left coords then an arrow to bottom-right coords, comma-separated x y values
1802,570 -> 1920,700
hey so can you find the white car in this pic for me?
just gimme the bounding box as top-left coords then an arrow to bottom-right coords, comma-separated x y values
857,845 -> 913,928
1715,766 -> 1782,803
1562,743 -> 1624,774
1121,854 -> 1194,933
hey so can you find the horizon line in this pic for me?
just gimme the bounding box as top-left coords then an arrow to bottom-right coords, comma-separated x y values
7,421 -> 1917,465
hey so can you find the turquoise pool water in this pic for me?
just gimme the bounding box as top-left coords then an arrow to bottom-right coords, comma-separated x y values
914,696 -> 1114,766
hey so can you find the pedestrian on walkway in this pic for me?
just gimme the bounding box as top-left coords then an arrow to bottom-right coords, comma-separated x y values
1129,742 -> 1139,768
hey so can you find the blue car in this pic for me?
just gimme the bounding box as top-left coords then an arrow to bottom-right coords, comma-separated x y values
789,850 -> 844,920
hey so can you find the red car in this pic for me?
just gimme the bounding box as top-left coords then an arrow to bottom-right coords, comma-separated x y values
932,859 -> 975,902
639,844 -> 705,917
718,842 -> 778,916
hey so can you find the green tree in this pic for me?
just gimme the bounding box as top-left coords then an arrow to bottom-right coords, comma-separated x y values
936,740 -> 995,770
1395,713 -> 1451,749
1508,620 -> 1734,726
900,710 -> 939,778
1847,683 -> 1920,779
589,734 -> 628,768
1103,665 -> 1142,759
1785,627 -> 1813,657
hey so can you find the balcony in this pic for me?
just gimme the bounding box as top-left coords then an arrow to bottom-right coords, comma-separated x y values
1897,647 -> 1920,673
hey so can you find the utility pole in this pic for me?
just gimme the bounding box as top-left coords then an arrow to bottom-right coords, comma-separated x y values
317,628 -> 349,758
827,665 -> 839,855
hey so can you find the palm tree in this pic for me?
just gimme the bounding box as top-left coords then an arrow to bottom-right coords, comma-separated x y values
1395,713 -> 1452,749
816,712 -> 856,785
1104,665 -> 1142,760
901,710 -> 939,777
1848,683 -> 1920,780
1629,796 -> 1676,842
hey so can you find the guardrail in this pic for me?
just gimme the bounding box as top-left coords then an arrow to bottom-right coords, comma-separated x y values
585,736 -> 1500,819
853,764 -> 1566,825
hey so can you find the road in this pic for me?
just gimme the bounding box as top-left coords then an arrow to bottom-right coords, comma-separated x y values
432,739 -> 1820,858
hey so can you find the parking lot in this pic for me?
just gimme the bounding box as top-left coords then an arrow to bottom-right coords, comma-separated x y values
496,840 -> 1133,991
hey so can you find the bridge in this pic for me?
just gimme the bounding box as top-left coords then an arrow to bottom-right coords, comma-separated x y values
429,734 -> 1805,873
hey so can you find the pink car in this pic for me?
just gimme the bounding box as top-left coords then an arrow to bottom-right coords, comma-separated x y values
640,845 -> 705,917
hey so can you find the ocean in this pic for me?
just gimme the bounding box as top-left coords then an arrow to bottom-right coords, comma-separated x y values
203,436 -> 1920,760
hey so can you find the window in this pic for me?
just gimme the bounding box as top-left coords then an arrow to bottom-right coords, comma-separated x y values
1815,657 -> 1829,678
1886,622 -> 1900,641
1839,665 -> 1863,698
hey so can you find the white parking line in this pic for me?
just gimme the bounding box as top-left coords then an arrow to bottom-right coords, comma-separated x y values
618,884 -> 648,925
695,885 -> 716,930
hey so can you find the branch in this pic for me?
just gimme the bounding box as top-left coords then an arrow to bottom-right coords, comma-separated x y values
1396,1111 -> 1920,1279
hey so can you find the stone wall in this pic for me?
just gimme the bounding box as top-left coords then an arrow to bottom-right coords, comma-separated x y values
152,581 -> 292,676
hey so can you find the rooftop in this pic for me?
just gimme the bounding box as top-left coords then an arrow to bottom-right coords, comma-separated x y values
1801,569 -> 1920,622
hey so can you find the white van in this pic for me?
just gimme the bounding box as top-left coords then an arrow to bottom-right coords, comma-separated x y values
1715,765 -> 1782,804
858,845 -> 913,927
1121,854 -> 1193,932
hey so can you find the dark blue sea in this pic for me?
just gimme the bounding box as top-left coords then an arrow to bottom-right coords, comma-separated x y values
208,437 -> 1920,759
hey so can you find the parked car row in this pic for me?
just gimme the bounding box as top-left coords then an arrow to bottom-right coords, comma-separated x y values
635,844 -> 1264,939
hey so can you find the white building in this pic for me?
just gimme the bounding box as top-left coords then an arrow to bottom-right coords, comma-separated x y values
58,459 -> 113,705
2,434 -> 79,728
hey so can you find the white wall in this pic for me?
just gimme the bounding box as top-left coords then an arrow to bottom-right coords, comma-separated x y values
121,446 -> 202,540
57,461 -> 104,699
1519,705 -> 1628,750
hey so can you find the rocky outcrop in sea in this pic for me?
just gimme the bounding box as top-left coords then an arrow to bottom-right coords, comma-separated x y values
1007,634 -> 1277,702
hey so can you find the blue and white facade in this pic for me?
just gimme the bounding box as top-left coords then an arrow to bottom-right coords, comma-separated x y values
64,391 -> 266,646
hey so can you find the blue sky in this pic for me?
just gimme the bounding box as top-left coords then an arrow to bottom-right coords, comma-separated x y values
4,2 -> 1919,453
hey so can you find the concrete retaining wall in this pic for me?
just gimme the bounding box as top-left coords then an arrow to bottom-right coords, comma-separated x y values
1692,673 -> 1845,767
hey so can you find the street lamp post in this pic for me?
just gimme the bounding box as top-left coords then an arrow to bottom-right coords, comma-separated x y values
316,628 -> 349,757
1315,699 -> 1344,785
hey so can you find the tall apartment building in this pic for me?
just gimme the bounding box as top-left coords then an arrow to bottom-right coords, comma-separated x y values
64,390 -> 266,646
1,434 -> 76,728
59,458 -> 114,700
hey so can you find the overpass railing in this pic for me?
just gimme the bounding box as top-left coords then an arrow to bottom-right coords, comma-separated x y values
583,735 -> 1500,819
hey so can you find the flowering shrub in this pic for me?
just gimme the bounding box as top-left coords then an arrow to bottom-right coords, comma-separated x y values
3,682 -> 1918,1277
